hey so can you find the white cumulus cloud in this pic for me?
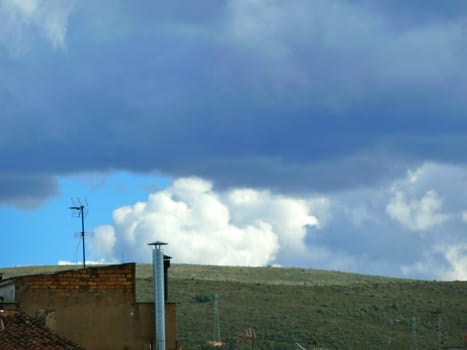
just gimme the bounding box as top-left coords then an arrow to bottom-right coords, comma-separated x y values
90,225 -> 117,262
442,244 -> 467,280
402,244 -> 467,281
92,177 -> 325,266
226,188 -> 321,256
386,190 -> 449,232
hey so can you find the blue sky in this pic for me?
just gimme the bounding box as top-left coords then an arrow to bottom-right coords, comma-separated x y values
0,172 -> 169,266
1,0 -> 467,280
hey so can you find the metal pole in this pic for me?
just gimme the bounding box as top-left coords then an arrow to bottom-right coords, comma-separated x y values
437,312 -> 441,350
69,203 -> 87,269
149,241 -> 167,350
80,206 -> 86,269
411,316 -> 417,350
213,294 -> 221,342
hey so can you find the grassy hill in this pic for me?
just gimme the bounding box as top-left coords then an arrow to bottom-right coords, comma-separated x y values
2,264 -> 466,349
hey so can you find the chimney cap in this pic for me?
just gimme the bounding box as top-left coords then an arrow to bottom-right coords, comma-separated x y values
148,241 -> 168,247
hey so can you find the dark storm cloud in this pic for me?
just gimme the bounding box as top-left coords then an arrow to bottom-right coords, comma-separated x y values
0,174 -> 58,209
1,0 -> 467,204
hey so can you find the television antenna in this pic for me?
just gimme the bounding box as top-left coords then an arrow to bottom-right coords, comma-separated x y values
69,198 -> 93,268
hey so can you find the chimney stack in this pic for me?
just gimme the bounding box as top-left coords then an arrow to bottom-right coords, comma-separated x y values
148,241 -> 168,350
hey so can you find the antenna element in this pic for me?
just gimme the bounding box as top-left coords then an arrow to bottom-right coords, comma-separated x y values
69,198 -> 92,268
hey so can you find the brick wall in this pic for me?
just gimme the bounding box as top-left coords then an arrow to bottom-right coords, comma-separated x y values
15,263 -> 135,304
13,263 -> 178,350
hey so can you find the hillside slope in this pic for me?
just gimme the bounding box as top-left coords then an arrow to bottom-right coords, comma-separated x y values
138,264 -> 467,349
2,264 -> 466,349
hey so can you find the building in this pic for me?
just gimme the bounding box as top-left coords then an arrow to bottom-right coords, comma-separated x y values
0,304 -> 85,350
0,263 -> 177,350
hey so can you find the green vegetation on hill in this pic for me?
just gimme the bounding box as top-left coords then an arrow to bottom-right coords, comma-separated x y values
137,264 -> 467,350
2,264 -> 466,349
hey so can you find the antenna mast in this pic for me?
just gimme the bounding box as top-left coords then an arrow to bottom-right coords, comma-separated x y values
69,198 -> 90,268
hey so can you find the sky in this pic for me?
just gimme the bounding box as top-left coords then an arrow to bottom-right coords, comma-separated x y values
1,0 -> 467,280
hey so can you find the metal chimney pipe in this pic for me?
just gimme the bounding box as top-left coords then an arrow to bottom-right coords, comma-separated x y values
148,241 -> 167,350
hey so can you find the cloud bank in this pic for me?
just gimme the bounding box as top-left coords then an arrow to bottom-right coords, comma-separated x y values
91,177 -> 323,267
90,165 -> 467,281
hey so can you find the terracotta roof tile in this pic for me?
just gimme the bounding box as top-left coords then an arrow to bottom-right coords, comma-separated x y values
0,310 -> 85,350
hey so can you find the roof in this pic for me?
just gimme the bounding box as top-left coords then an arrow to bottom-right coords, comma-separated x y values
0,309 -> 86,350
